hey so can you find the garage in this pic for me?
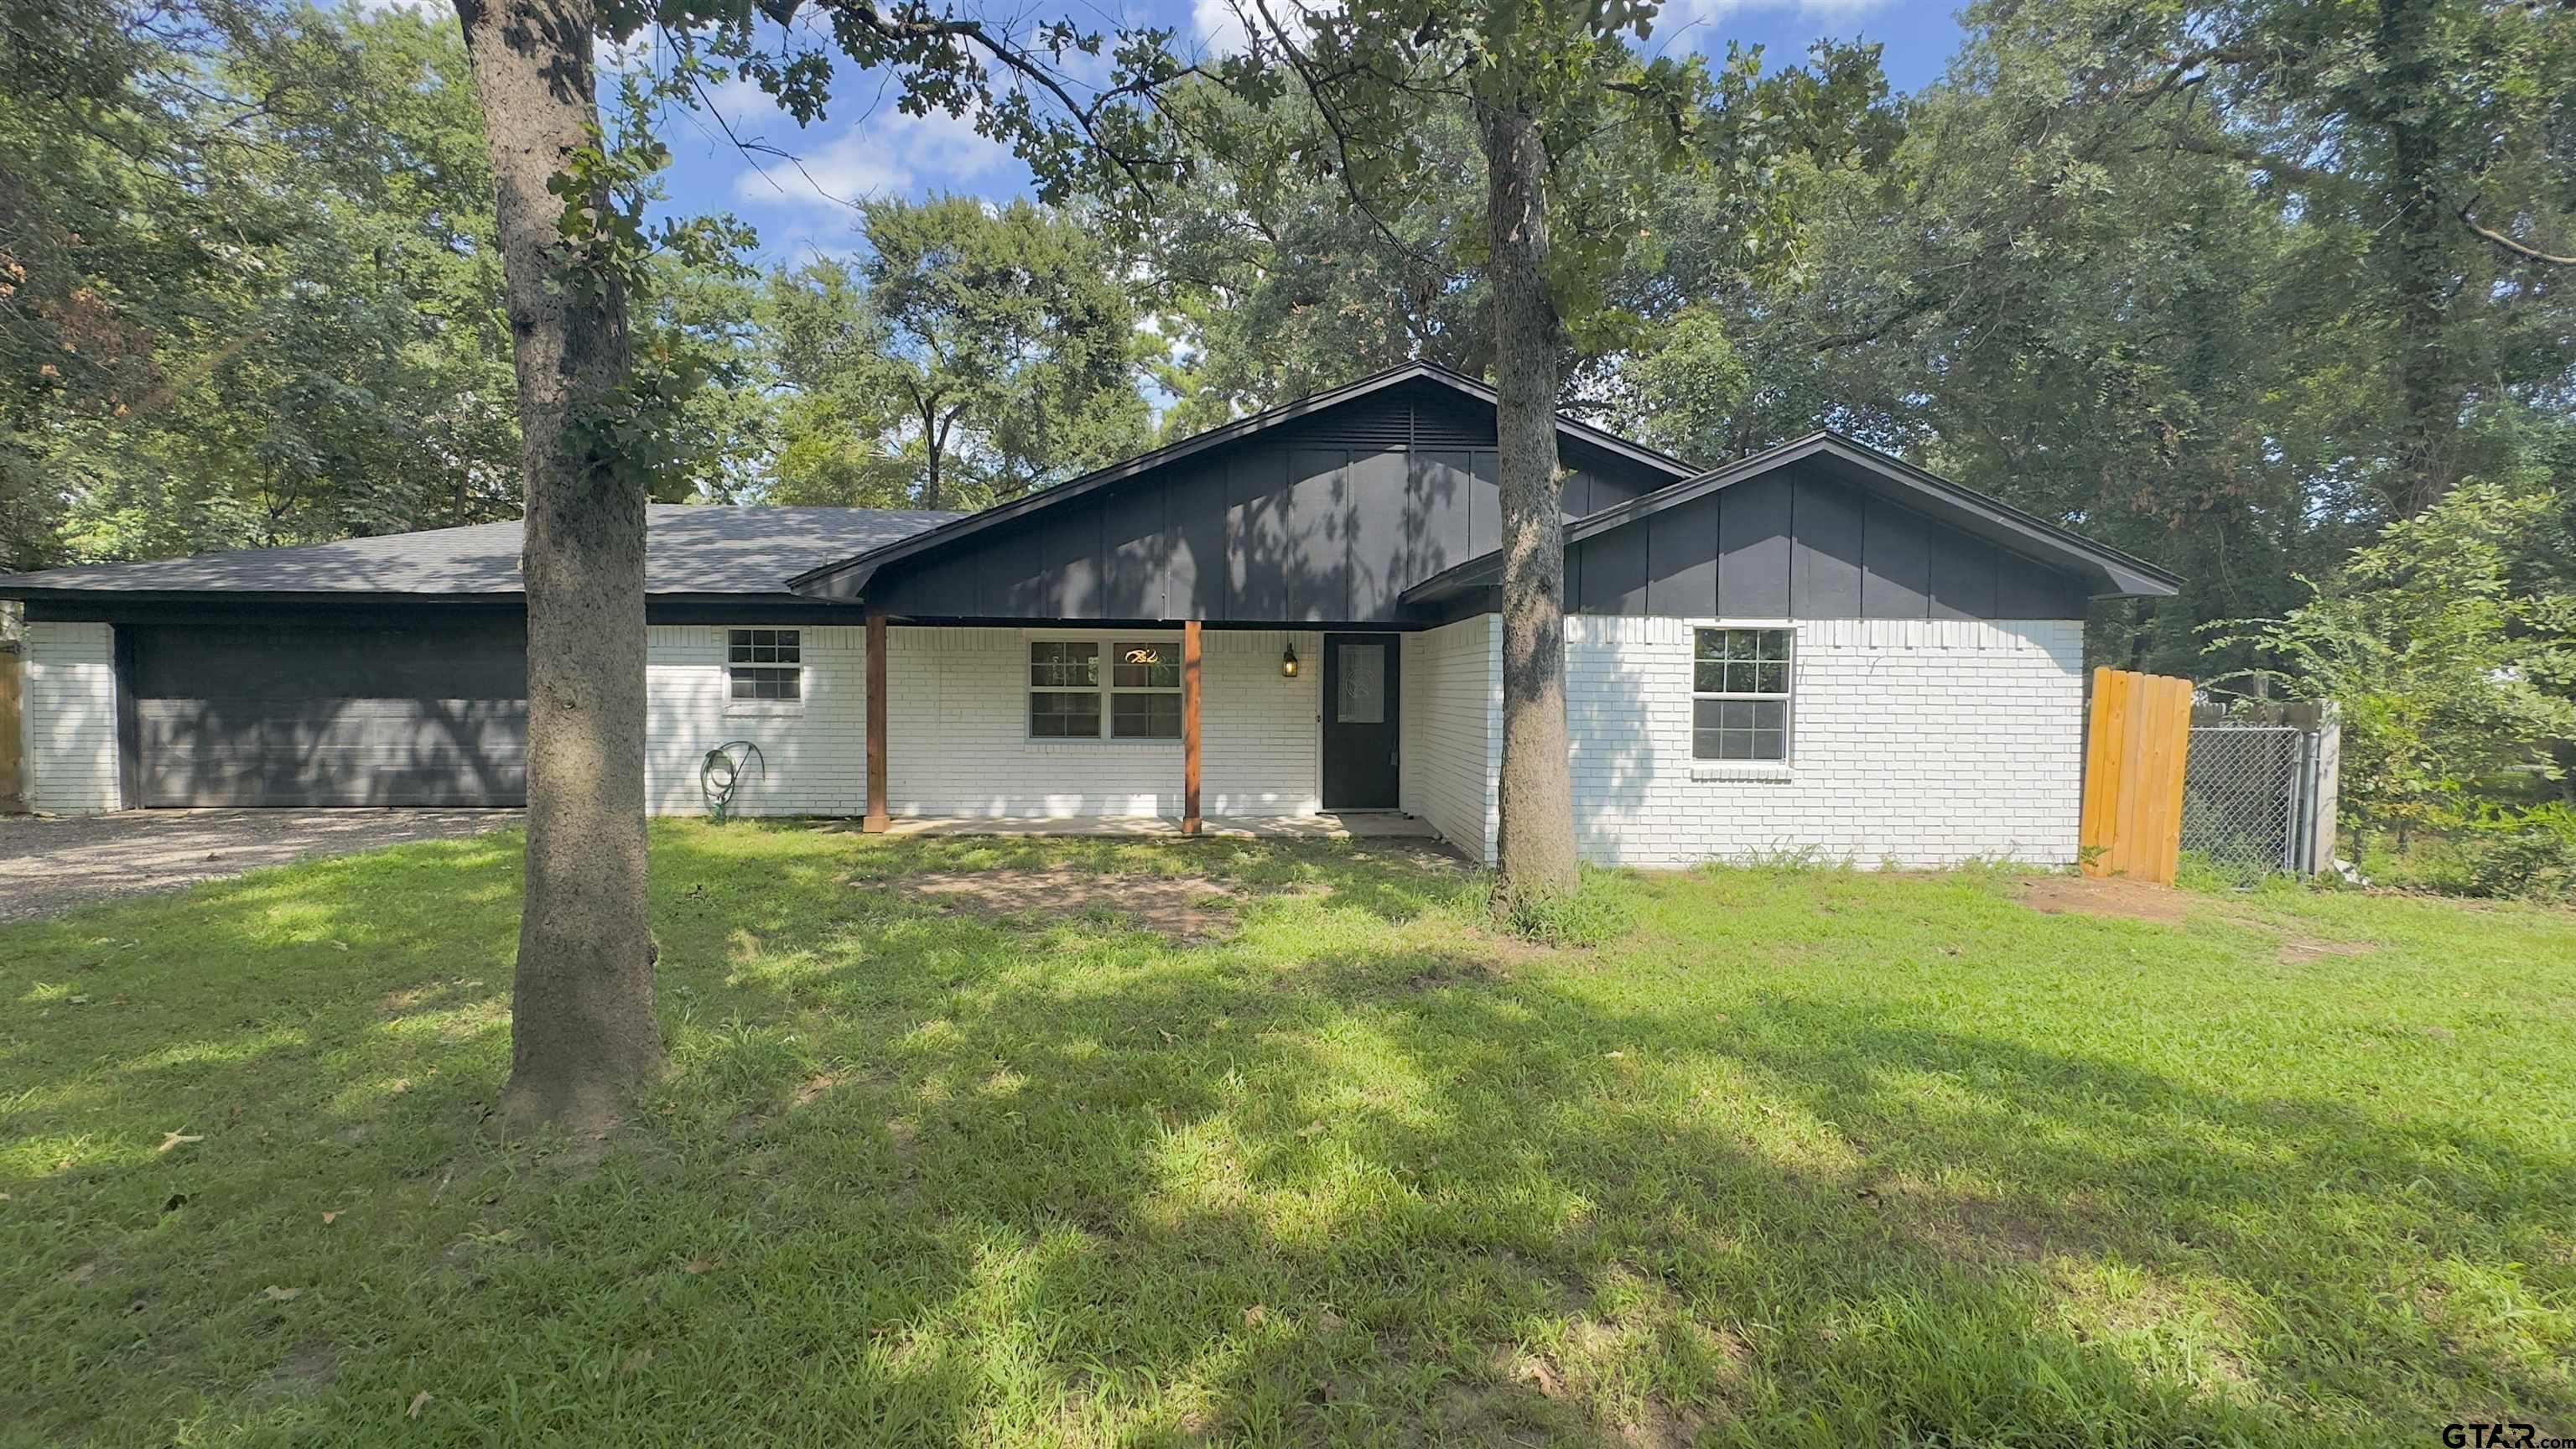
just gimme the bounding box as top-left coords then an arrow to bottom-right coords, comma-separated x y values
124,614 -> 527,808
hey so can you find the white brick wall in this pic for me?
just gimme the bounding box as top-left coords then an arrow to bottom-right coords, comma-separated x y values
23,621 -> 121,813
1401,616 -> 1500,863
26,612 -> 2085,860
646,624 -> 871,815
1564,615 -> 2086,869
647,623 -> 1322,818
888,626 -> 1320,818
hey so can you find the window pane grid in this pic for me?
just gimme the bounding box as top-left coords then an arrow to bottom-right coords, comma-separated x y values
730,666 -> 801,701
1029,638 -> 1182,740
1029,640 -> 1099,690
1691,628 -> 1791,762
1030,690 -> 1101,737
727,629 -> 802,701
1112,642 -> 1181,691
1112,693 -> 1183,739
728,628 -> 800,666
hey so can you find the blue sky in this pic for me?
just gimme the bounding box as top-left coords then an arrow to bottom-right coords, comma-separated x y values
621,0 -> 1970,268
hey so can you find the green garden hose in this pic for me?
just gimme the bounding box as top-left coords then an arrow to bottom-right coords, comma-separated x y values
699,740 -> 766,823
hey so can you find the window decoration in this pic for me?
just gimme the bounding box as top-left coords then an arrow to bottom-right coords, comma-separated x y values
1111,641 -> 1182,739
728,629 -> 802,702
1027,637 -> 1183,740
1691,627 -> 1791,761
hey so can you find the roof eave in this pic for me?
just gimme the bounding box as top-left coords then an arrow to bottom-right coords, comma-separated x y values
0,583 -> 897,605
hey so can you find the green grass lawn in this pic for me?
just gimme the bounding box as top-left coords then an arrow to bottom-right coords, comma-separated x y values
4,823 -> 2573,1446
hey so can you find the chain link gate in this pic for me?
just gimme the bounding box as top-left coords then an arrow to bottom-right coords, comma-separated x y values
2179,707 -> 2336,875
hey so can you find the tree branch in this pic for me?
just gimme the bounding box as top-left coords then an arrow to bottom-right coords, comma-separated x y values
1232,0 -> 1457,275
1808,293 -> 1940,351
782,0 -> 1204,195
2116,41 -> 2281,106
2459,203 -> 2576,267
2131,133 -> 2332,188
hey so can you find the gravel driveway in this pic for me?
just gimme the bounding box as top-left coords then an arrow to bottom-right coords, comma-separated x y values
0,809 -> 522,923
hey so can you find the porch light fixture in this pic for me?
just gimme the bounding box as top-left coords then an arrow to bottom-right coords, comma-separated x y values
1280,643 -> 1300,678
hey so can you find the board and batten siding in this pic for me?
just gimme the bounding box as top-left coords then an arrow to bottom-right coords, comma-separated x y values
864,381 -> 1678,626
645,623 -> 1322,818
1563,615 -> 2086,869
1400,615 -> 1500,864
22,621 -> 121,813
1561,465 -> 2095,622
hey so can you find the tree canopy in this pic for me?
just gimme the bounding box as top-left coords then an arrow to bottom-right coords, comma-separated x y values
762,196 -> 1152,511
3,1 -> 525,569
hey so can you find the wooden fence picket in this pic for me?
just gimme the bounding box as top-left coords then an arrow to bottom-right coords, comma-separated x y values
2080,667 -> 2194,885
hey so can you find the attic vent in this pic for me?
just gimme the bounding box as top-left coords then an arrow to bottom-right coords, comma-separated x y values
1280,397 -> 1415,450
1408,396 -> 1498,449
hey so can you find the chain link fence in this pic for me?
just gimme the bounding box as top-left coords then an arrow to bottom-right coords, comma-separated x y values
2179,708 -> 2337,876
2182,725 -> 2303,873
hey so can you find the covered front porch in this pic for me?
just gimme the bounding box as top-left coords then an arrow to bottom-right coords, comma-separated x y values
877,811 -> 1446,841
833,617 -> 1495,861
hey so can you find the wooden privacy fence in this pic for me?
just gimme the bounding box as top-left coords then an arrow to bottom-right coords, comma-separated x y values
2080,667 -> 2194,885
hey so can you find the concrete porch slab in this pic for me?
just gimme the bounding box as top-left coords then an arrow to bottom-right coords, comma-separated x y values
878,812 -> 1446,842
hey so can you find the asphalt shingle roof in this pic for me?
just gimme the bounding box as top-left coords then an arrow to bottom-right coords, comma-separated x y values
0,506 -> 965,597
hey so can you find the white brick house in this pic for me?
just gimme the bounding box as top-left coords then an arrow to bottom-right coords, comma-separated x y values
1,366 -> 2179,868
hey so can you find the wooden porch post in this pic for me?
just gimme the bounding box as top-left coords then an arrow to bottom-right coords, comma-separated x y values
1182,620 -> 1202,835
863,610 -> 889,833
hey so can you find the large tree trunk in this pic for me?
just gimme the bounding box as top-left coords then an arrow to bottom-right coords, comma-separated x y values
2375,0 -> 2460,517
918,398 -> 945,511
454,0 -> 662,1133
1478,97 -> 1580,900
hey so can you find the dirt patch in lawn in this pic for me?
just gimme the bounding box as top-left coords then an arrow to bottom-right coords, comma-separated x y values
262,1339 -> 340,1395
896,869 -> 1240,943
2013,875 -> 2195,926
2275,934 -> 2379,963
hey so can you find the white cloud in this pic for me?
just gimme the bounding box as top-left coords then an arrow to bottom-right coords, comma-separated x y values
1191,0 -> 1252,57
1650,0 -> 1895,33
731,104 -> 1013,217
1189,0 -> 1345,60
1190,0 -> 1882,63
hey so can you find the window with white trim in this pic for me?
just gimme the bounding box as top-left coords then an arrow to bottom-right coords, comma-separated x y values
1691,627 -> 1791,761
1109,641 -> 1183,739
1028,640 -> 1102,737
1027,637 -> 1183,740
728,629 -> 801,701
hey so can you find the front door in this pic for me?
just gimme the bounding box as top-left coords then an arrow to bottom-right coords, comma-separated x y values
1322,632 -> 1400,810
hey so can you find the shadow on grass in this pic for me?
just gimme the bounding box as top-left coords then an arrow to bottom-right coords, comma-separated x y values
3,820 -> 2568,1446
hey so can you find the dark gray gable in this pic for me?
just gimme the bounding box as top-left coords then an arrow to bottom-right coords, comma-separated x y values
791,365 -> 1699,622
1405,433 -> 2182,621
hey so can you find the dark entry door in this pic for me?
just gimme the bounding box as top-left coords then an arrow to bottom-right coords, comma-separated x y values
126,616 -> 529,808
1322,632 -> 1400,810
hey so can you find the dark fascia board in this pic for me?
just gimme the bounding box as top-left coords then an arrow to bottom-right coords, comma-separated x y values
871,614 -> 1433,631
786,361 -> 1701,600
3,587 -> 522,610
9,588 -> 862,621
1400,430 -> 2186,605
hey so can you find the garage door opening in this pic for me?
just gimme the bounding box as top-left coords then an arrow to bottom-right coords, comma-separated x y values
123,615 -> 527,808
